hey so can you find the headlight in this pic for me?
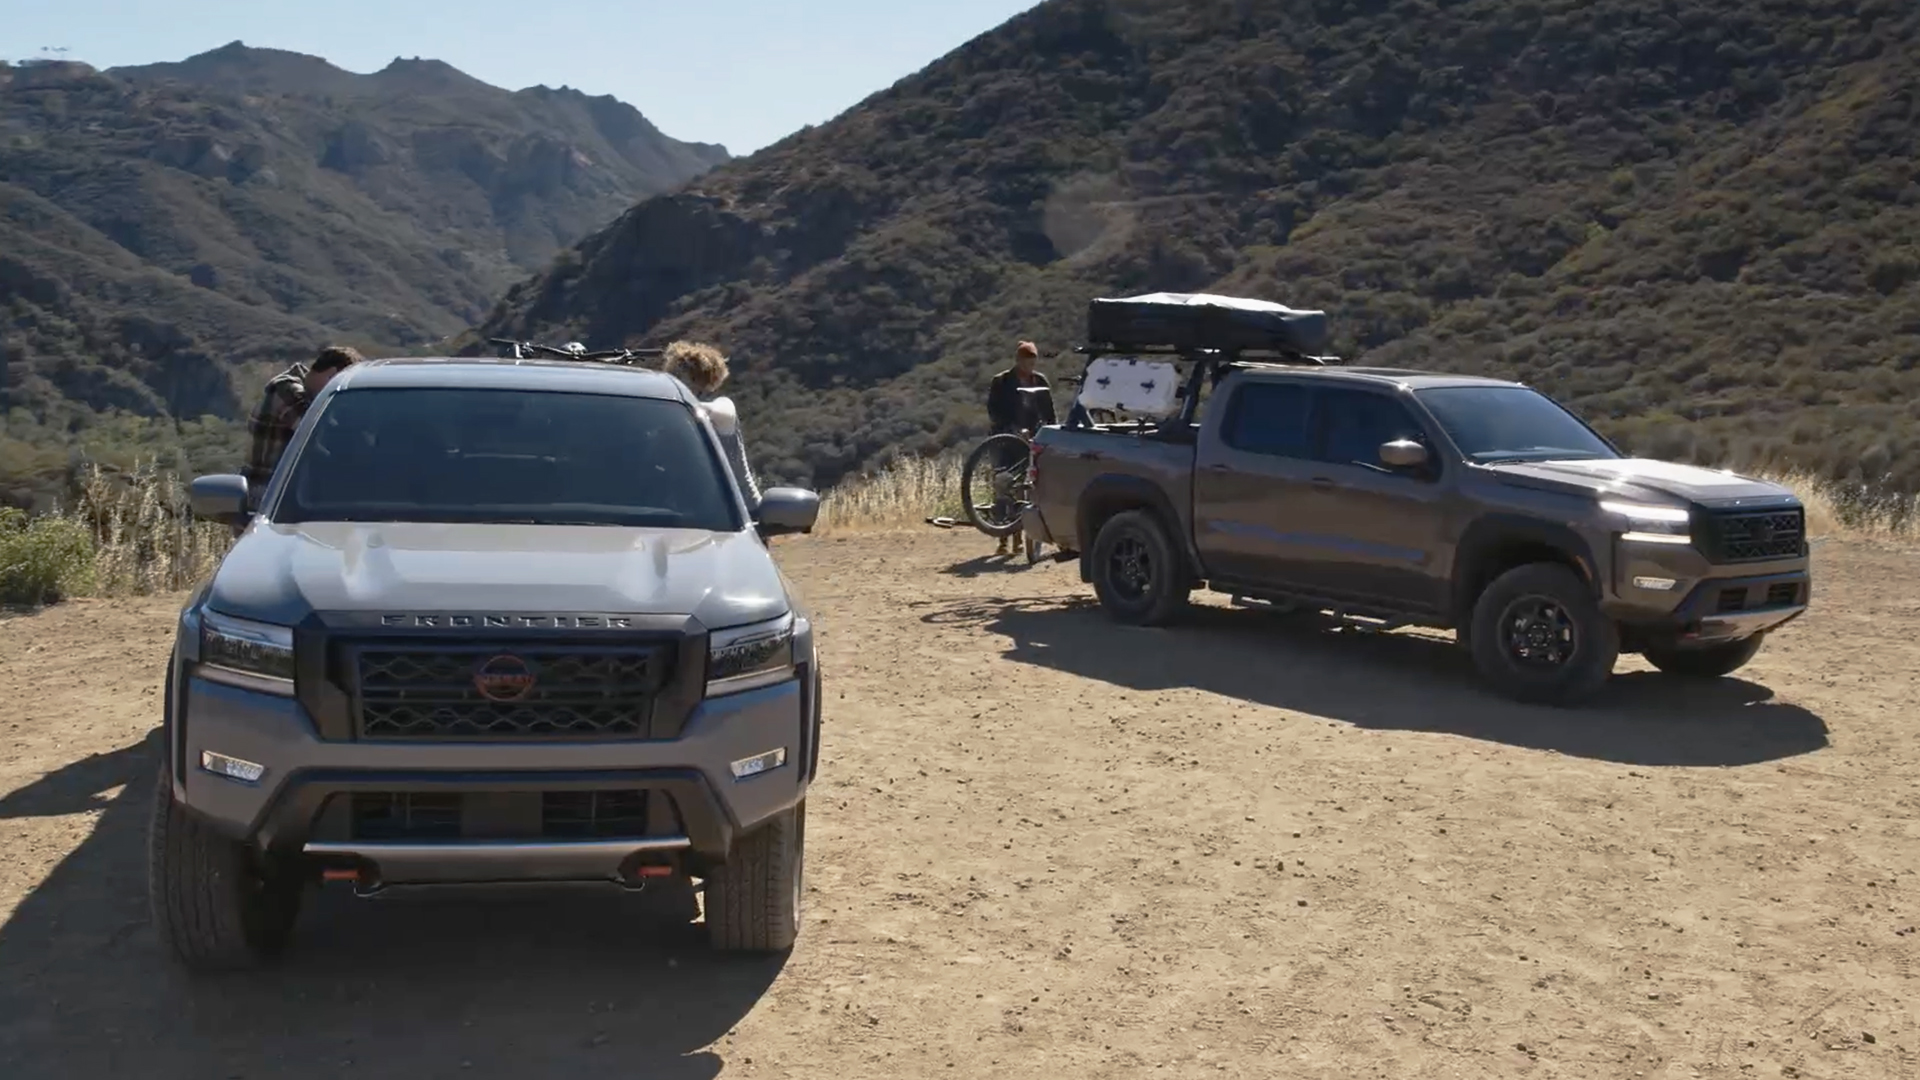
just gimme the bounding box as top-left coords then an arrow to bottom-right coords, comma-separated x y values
198,610 -> 296,696
707,612 -> 796,697
1600,500 -> 1692,545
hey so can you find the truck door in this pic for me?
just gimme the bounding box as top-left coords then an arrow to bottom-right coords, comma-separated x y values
1191,378 -> 1323,587
1298,386 -> 1450,615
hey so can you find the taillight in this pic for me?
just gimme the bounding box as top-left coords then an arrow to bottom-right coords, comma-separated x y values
1026,440 -> 1044,486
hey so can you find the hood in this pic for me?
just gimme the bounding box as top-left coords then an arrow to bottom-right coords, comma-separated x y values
205,522 -> 791,629
1485,458 -> 1800,508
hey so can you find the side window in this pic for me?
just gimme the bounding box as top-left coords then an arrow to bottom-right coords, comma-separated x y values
1221,382 -> 1313,458
1312,389 -> 1430,469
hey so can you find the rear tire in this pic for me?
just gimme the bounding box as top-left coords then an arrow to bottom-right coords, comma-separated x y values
147,767 -> 303,972
1468,563 -> 1618,706
706,801 -> 805,953
1089,510 -> 1190,626
1642,633 -> 1766,678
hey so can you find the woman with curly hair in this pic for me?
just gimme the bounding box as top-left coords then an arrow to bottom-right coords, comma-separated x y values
661,340 -> 762,510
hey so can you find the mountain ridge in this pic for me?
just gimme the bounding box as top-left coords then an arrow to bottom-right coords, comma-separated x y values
473,0 -> 1920,493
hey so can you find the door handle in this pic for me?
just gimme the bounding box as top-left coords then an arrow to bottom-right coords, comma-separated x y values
1309,477 -> 1336,491
1204,463 -> 1231,472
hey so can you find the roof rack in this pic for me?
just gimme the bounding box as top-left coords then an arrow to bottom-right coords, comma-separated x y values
486,337 -> 665,366
1061,292 -> 1346,428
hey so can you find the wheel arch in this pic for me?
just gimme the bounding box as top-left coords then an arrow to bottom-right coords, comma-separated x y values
1452,516 -> 1600,625
1075,474 -> 1198,583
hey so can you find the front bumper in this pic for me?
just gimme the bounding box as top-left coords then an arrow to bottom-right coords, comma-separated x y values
1607,554 -> 1810,645
176,671 -> 814,874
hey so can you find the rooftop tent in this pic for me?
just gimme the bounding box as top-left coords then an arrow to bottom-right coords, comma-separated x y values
1086,292 -> 1331,357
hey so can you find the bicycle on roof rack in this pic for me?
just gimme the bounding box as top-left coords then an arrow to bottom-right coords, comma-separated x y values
486,337 -> 664,365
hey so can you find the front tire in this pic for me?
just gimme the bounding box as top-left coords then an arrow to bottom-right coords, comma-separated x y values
1642,633 -> 1766,678
1468,563 -> 1619,705
706,801 -> 805,953
147,767 -> 303,971
1089,510 -> 1190,626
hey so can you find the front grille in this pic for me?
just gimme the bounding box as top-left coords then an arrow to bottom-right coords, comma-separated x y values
352,792 -> 462,841
352,644 -> 671,740
1699,509 -> 1805,563
1712,581 -> 1803,615
542,790 -> 651,838
343,791 -> 662,841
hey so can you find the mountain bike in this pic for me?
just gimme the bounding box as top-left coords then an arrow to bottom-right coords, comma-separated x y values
958,380 -> 1088,564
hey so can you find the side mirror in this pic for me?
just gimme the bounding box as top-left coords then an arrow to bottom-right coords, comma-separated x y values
1379,439 -> 1429,469
754,487 -> 820,537
189,474 -> 251,525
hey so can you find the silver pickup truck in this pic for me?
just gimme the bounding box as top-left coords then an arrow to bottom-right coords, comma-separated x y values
155,356 -> 823,970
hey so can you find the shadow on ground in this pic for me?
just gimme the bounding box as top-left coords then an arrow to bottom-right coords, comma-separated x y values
918,595 -> 1830,767
0,731 -> 781,1079
937,551 -> 1057,579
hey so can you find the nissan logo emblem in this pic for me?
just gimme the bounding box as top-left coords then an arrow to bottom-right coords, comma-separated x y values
473,654 -> 537,702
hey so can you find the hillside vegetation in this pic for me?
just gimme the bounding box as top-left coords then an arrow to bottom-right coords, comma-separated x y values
0,44 -> 726,507
475,0 -> 1920,494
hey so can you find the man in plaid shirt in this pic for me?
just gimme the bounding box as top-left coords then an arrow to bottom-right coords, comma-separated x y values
242,345 -> 363,513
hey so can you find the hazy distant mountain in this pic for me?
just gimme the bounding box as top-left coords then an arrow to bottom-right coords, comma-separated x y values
0,43 -> 726,504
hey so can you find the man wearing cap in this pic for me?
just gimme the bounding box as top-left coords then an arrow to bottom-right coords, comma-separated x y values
983,341 -> 1055,555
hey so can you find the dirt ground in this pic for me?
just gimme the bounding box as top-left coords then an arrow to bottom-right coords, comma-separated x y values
1,530 -> 1915,1079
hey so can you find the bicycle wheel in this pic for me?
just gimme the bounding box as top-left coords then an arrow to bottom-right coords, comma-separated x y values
961,433 -> 1032,538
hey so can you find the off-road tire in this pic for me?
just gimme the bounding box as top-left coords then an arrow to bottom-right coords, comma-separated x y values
1089,510 -> 1190,626
705,801 -> 805,953
147,767 -> 303,971
1642,633 -> 1767,678
961,433 -> 1029,539
1468,562 -> 1619,706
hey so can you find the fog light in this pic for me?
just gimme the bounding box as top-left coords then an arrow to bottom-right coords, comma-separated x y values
729,747 -> 788,780
1632,576 -> 1678,591
200,750 -> 267,785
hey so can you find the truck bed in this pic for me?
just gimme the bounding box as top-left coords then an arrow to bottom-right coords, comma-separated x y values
1028,423 -> 1198,554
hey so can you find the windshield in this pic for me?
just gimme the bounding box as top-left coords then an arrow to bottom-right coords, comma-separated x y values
1415,385 -> 1620,464
274,387 -> 743,530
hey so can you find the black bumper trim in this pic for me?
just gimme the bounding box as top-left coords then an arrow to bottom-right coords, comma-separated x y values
1673,569 -> 1810,621
246,767 -> 737,860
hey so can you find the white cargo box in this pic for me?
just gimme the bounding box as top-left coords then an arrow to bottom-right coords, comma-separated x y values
1074,357 -> 1182,417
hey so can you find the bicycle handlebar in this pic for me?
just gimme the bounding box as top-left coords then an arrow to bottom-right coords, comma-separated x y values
486,337 -> 665,364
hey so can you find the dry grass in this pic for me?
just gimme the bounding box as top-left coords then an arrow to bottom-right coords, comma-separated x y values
815,452 -> 968,534
1,462 -> 230,606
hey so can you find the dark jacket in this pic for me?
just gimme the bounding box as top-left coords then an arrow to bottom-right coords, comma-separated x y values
986,368 -> 1056,434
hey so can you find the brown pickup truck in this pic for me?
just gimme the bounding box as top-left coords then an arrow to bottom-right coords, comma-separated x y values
1023,360 -> 1813,705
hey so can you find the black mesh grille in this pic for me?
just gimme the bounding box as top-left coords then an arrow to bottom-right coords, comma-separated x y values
1700,509 -> 1805,564
541,790 -> 652,838
352,644 -> 670,740
351,792 -> 462,840
1766,582 -> 1802,606
345,791 -> 662,840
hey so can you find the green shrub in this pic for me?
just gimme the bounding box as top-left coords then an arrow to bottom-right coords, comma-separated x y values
0,506 -> 96,605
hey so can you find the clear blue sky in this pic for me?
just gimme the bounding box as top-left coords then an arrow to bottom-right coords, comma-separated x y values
3,0 -> 1041,155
